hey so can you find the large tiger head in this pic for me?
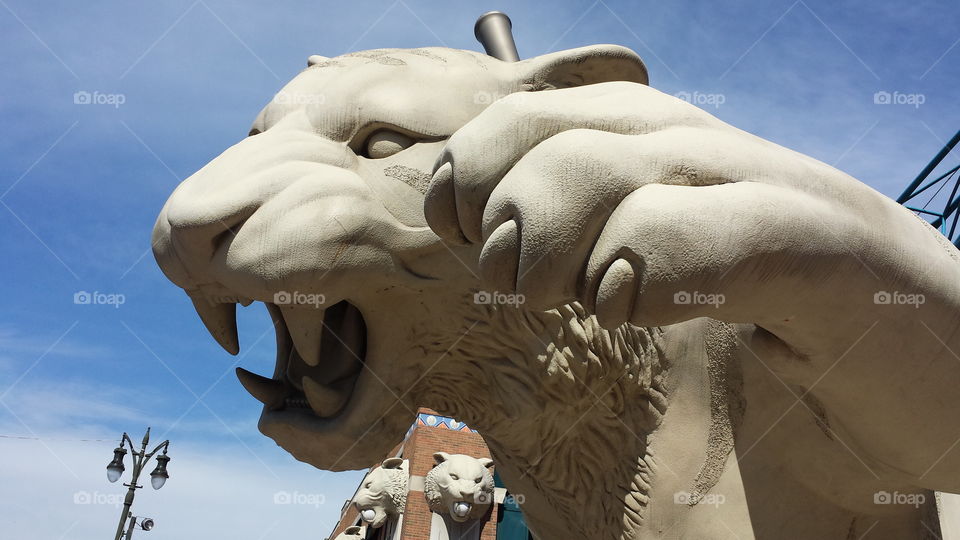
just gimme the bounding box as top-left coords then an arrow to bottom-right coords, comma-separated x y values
151,45 -> 649,471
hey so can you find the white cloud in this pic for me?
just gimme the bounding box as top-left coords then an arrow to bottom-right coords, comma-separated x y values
0,380 -> 367,539
0,435 -> 364,540
0,325 -> 114,362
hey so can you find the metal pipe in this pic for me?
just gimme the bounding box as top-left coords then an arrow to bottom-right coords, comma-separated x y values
905,163 -> 960,200
125,515 -> 138,540
112,433 -> 137,540
932,174 -> 960,230
897,129 -> 960,204
474,11 -> 520,62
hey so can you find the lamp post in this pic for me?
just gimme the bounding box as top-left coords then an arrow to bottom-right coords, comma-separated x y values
106,428 -> 170,540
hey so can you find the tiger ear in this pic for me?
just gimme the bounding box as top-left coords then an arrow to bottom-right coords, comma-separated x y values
433,452 -> 452,464
382,457 -> 404,469
478,458 -> 494,469
516,44 -> 648,88
307,54 -> 329,67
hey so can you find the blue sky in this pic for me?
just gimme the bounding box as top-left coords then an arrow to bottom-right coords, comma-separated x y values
0,0 -> 957,538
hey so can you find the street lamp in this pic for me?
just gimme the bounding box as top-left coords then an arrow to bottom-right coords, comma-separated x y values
149,454 -> 169,490
124,516 -> 156,539
105,428 -> 171,540
106,446 -> 126,483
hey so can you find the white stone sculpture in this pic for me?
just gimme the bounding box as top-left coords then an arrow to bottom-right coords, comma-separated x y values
423,452 -> 495,522
153,44 -> 960,539
354,457 -> 408,528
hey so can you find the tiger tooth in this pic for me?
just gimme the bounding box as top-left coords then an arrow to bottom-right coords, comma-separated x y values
302,377 -> 348,417
281,306 -> 325,367
236,367 -> 289,409
265,303 -> 291,380
190,296 -> 239,355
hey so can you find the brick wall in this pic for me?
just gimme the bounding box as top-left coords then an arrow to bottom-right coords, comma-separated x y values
399,410 -> 498,540
328,408 -> 500,540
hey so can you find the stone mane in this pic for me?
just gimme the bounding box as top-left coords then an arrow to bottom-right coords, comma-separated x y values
406,298 -> 669,535
380,466 -> 408,514
422,468 -> 445,512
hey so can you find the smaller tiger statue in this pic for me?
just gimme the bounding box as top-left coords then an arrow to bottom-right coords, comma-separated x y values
424,452 -> 495,523
354,457 -> 409,529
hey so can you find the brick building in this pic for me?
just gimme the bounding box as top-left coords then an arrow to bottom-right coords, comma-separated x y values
326,409 -> 531,540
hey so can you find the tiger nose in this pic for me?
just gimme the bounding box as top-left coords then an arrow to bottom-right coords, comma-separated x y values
152,129 -> 353,289
455,483 -> 473,498
152,168 -> 256,292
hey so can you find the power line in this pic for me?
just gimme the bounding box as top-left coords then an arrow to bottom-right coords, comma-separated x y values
0,434 -> 114,442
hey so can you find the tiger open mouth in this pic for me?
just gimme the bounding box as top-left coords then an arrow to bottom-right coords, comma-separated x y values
236,300 -> 368,419
450,501 -> 473,522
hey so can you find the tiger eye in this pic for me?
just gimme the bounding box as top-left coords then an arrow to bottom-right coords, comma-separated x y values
365,130 -> 414,158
